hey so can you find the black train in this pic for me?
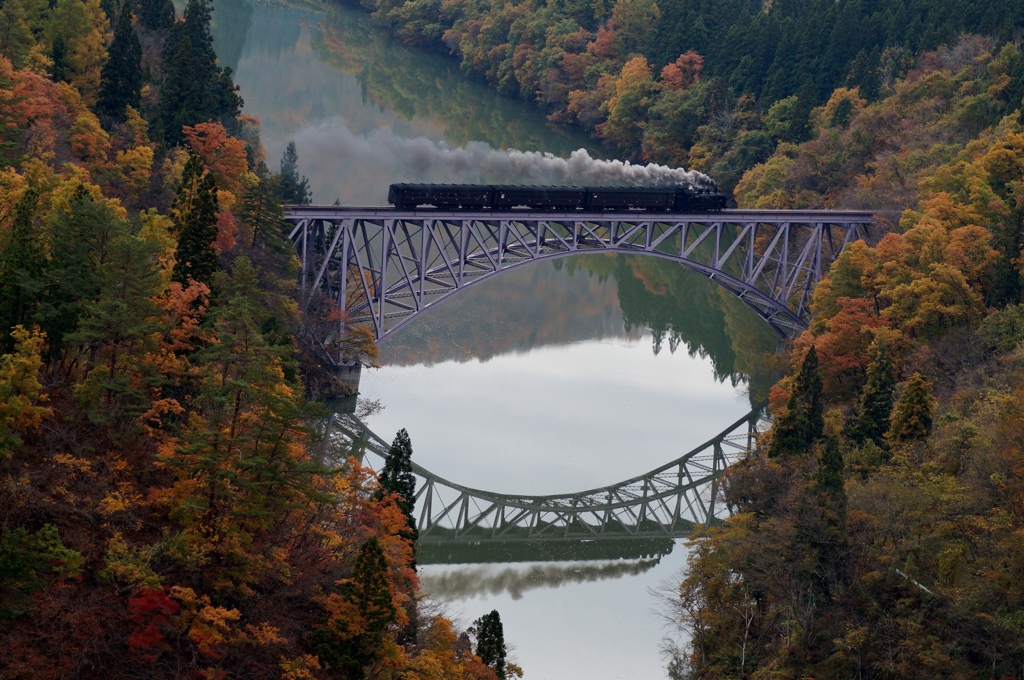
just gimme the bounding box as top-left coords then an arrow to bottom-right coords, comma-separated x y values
387,184 -> 728,212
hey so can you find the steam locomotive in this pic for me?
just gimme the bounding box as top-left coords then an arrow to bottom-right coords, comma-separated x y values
387,183 -> 728,212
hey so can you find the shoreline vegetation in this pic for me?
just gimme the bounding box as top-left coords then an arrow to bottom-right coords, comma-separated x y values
339,0 -> 1024,675
0,0 -> 518,676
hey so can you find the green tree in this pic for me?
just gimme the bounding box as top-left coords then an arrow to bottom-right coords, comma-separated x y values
378,428 -> 417,564
96,3 -> 143,121
50,34 -> 70,83
812,435 -> 844,501
843,343 -> 896,447
472,610 -> 508,680
0,0 -> 34,69
138,0 -> 174,30
769,345 -> 823,457
889,373 -> 934,444
277,141 -> 310,205
39,187 -> 127,361
235,173 -> 286,252
70,234 -> 162,429
158,0 -> 241,145
172,154 -> 220,288
0,191 -> 46,353
1,524 -> 83,619
313,537 -> 397,678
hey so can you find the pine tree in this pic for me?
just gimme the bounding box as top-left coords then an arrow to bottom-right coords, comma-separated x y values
769,345 -> 824,457
138,0 -> 174,30
277,141 -> 310,205
96,3 -> 143,121
38,187 -> 127,361
844,343 -> 896,447
812,436 -> 844,501
158,0 -> 241,145
0,190 -> 46,353
50,34 -> 70,83
236,174 -> 286,252
172,155 -> 220,288
378,428 -> 418,565
69,234 -> 162,428
472,610 -> 508,680
0,0 -> 34,69
889,373 -> 935,444
312,537 -> 397,678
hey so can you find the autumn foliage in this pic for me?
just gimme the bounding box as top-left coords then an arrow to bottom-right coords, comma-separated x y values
0,3 -> 501,678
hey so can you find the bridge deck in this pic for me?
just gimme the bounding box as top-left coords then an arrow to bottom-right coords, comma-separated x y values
285,206 -> 878,223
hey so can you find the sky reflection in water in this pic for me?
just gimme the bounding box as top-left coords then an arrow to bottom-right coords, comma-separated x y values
220,4 -> 770,677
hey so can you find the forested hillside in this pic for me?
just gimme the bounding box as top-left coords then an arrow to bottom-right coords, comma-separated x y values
357,0 -> 1024,195
346,0 -> 1024,673
660,37 -> 1024,680
0,0 -> 512,676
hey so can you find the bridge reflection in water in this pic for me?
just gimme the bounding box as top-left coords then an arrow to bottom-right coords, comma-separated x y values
319,403 -> 768,565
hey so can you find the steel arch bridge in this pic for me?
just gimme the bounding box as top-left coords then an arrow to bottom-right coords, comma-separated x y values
284,207 -> 877,357
320,405 -> 768,546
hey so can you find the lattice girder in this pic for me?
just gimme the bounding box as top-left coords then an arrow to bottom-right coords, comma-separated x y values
285,207 -> 877,360
322,406 -> 768,543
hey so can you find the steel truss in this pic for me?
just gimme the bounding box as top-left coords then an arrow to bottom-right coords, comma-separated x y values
322,406 -> 768,543
285,207 -> 877,357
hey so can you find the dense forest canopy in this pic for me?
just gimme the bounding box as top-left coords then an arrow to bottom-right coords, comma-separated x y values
347,0 -> 1024,675
0,0 -> 516,676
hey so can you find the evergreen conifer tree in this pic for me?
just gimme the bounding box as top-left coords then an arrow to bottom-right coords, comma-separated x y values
236,175 -> 286,252
812,436 -> 845,501
96,3 -> 142,121
844,343 -> 896,447
769,345 -> 824,457
0,190 -> 45,353
172,155 -> 220,288
312,537 -> 397,678
50,34 -> 70,83
0,0 -> 34,70
158,0 -> 241,144
277,141 -> 310,204
378,428 -> 418,564
472,610 -> 508,680
138,0 -> 173,30
38,187 -> 128,361
889,373 -> 935,444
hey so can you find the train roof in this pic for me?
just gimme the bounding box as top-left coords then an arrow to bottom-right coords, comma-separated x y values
389,182 -> 717,191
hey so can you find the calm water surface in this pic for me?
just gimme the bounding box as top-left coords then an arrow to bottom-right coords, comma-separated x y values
214,5 -> 777,676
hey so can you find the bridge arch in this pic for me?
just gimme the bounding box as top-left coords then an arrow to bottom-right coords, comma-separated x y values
284,207 -> 877,358
322,404 -> 769,546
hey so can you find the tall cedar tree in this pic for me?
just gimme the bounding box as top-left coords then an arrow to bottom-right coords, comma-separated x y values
38,187 -> 127,362
49,35 -> 70,83
138,0 -> 173,30
473,610 -> 508,680
277,141 -> 310,204
844,343 -> 896,447
172,155 -> 219,288
769,345 -> 824,457
69,234 -> 162,430
0,190 -> 45,353
889,373 -> 935,443
378,428 -> 418,564
313,537 -> 398,678
96,3 -> 142,121
158,0 -> 241,145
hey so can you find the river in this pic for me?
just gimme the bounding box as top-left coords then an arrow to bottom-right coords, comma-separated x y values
211,3 -> 777,677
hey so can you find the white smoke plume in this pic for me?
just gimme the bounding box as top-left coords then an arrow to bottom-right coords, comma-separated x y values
289,121 -> 713,205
